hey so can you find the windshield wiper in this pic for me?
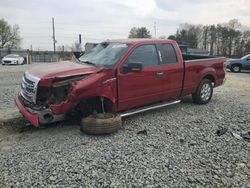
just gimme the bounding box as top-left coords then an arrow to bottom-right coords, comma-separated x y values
80,60 -> 97,67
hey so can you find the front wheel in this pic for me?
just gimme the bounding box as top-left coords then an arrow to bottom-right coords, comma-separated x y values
192,79 -> 213,104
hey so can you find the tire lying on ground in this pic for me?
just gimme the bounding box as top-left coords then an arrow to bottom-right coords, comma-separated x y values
80,113 -> 122,135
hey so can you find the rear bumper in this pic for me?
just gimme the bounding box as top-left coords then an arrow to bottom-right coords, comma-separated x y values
215,77 -> 226,87
15,95 -> 39,127
15,95 -> 65,127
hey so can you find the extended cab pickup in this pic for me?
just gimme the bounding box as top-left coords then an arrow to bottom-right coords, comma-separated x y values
15,39 -> 226,127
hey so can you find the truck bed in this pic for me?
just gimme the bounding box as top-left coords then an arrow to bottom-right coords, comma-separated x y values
181,55 -> 226,97
183,54 -> 217,61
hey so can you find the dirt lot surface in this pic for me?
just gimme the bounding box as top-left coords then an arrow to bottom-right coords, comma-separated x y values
0,64 -> 250,187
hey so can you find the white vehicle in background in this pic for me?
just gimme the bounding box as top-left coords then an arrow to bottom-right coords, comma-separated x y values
1,54 -> 24,65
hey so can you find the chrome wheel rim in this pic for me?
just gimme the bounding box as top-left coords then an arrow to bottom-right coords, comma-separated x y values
233,66 -> 240,72
201,83 -> 211,101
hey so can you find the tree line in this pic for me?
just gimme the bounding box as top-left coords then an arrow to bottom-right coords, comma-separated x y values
128,19 -> 250,58
168,19 -> 250,57
0,19 -> 21,48
1,17 -> 250,58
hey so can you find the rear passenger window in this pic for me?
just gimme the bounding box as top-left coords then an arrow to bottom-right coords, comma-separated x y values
161,44 -> 177,64
128,45 -> 158,68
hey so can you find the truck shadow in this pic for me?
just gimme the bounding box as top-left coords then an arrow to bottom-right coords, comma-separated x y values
180,96 -> 194,104
1,96 -> 201,136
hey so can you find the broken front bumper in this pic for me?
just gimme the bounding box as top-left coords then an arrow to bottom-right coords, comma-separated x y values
15,94 -> 65,127
15,95 -> 39,127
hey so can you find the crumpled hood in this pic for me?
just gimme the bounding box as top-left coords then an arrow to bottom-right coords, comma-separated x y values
27,61 -> 103,79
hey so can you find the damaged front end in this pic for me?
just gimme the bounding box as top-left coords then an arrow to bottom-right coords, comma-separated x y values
16,72 -> 87,127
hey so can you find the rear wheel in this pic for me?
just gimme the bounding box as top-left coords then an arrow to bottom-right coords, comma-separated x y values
230,64 -> 241,73
192,79 -> 213,104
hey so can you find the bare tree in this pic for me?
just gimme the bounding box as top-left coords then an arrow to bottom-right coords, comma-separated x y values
0,19 -> 21,48
128,27 -> 151,38
168,19 -> 250,57
174,23 -> 202,48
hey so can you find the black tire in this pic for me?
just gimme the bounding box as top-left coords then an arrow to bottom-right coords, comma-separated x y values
230,64 -> 241,73
80,113 -> 122,135
192,79 -> 213,104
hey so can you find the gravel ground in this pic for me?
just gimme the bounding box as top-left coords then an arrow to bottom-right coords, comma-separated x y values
0,64 -> 37,110
0,64 -> 250,187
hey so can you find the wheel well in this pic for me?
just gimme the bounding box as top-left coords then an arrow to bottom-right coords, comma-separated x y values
75,96 -> 113,117
203,75 -> 215,85
232,63 -> 242,68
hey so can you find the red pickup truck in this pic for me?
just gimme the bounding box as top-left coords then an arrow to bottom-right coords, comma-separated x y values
15,39 -> 226,131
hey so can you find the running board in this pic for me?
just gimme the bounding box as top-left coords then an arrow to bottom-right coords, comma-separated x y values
119,100 -> 181,117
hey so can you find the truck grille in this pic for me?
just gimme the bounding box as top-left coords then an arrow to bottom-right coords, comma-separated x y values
20,72 -> 40,104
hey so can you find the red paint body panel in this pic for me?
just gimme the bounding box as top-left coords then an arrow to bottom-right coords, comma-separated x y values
50,101 -> 73,115
28,61 -> 101,79
15,95 -> 39,127
117,66 -> 163,110
15,39 -> 226,127
182,59 -> 226,96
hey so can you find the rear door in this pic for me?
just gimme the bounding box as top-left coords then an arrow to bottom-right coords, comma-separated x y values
117,44 -> 164,111
157,43 -> 184,100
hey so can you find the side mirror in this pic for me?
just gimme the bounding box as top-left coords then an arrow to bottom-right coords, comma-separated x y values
122,62 -> 143,73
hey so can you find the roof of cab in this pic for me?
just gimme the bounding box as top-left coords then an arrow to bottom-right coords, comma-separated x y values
107,38 -> 174,45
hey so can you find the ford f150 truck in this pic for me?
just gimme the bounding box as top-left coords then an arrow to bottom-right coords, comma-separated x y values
15,39 -> 226,128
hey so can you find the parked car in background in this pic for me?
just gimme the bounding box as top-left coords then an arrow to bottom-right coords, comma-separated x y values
1,54 -> 24,65
227,54 -> 250,72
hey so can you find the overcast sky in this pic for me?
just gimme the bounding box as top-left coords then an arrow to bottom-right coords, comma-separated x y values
0,0 -> 250,50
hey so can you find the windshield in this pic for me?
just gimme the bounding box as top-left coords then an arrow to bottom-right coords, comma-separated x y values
79,42 -> 130,68
241,54 -> 250,59
5,54 -> 19,58
79,43 -> 106,62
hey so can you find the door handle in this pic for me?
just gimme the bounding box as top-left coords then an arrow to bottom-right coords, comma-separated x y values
156,72 -> 164,77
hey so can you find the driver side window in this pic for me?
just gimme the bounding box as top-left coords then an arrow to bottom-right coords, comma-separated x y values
127,45 -> 159,68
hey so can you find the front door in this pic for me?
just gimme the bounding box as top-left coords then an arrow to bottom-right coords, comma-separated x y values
117,44 -> 163,111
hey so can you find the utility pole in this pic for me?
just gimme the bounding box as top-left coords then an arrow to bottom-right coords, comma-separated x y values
30,45 -> 33,64
154,21 -> 157,38
79,34 -> 82,44
52,17 -> 56,53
